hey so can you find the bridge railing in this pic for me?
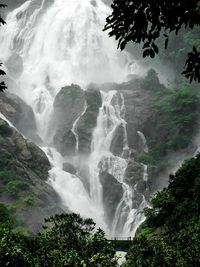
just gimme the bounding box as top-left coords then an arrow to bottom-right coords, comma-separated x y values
109,237 -> 132,241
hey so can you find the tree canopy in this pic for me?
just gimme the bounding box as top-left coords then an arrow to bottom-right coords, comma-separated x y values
123,153 -> 200,267
104,0 -> 200,82
0,212 -> 118,267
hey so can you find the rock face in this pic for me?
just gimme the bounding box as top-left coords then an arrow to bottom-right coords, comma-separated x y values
110,123 -> 125,156
115,78 -> 157,151
0,118 -> 62,233
53,85 -> 102,156
63,162 -> 76,175
0,91 -> 41,144
53,84 -> 85,156
55,129 -> 76,156
124,160 -> 144,186
76,88 -> 102,154
99,171 -> 123,226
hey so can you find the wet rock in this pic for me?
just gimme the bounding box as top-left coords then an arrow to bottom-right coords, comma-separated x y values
0,118 -> 63,233
0,118 -> 50,179
77,88 -> 102,154
53,84 -> 85,156
0,91 -> 41,144
131,189 -> 144,209
124,160 -> 144,186
54,129 -> 76,156
100,171 -> 123,225
63,162 -> 76,175
110,123 -> 124,156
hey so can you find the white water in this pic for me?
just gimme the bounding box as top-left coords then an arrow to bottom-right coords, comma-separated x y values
137,131 -> 149,153
71,101 -> 87,154
0,0 -> 147,237
0,112 -> 15,128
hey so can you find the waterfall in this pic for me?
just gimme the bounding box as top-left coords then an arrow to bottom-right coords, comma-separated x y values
87,90 -> 147,237
0,0 -> 147,237
137,131 -> 149,153
71,102 -> 87,154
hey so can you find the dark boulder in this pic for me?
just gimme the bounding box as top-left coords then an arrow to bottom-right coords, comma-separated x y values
76,88 -> 102,154
110,123 -> 125,156
100,171 -> 123,226
53,84 -> 85,156
63,162 -> 76,175
0,91 -> 41,144
124,160 -> 144,186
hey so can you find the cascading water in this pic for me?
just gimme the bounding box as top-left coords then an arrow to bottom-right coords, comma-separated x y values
0,0 -> 147,237
71,102 -> 87,154
88,90 -> 147,237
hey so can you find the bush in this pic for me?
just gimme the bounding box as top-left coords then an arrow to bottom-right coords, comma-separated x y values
0,213 -> 118,267
6,179 -> 29,197
124,153 -> 200,267
148,81 -> 200,160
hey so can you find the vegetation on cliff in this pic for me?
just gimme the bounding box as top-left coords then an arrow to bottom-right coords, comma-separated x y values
123,153 -> 200,267
149,79 -> 200,160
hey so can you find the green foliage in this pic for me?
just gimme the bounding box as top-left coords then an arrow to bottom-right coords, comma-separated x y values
141,69 -> 161,91
124,154 -> 200,266
0,203 -> 14,228
22,192 -> 35,206
37,213 -> 117,267
0,228 -> 37,267
0,212 -> 118,267
184,29 -> 200,50
136,226 -> 155,238
145,153 -> 200,230
6,179 -> 29,196
0,170 -> 31,197
134,152 -> 155,165
124,219 -> 200,267
148,82 -> 199,160
105,0 -> 200,82
111,240 -> 131,252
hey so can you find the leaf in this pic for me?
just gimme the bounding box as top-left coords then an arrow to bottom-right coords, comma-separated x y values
0,81 -> 7,92
120,40 -> 126,50
150,49 -> 155,58
143,42 -> 150,49
165,38 -> 169,49
193,46 -> 197,53
0,69 -> 6,75
143,49 -> 149,58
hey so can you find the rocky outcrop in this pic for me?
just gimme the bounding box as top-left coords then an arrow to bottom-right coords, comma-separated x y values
0,118 -> 62,233
0,118 -> 50,179
124,160 -> 144,186
63,162 -> 76,175
55,129 -> 76,156
76,88 -> 102,154
53,84 -> 85,156
115,78 -> 158,151
0,91 -> 41,144
53,85 -> 102,156
100,171 -> 123,225
110,123 -> 125,156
